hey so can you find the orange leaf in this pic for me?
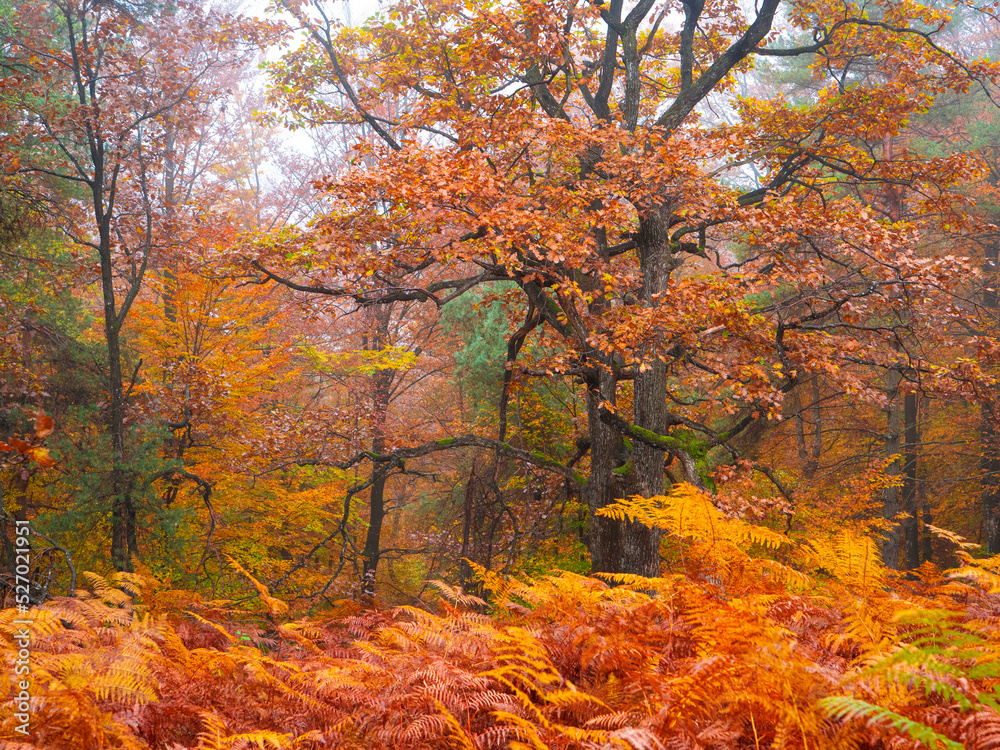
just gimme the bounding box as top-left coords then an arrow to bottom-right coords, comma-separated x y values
9,437 -> 30,453
27,447 -> 56,468
34,411 -> 55,438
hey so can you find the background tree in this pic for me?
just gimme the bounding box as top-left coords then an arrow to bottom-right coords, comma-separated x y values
2,0 -> 263,570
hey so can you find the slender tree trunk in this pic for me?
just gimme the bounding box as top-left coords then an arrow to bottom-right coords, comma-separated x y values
881,134 -> 905,570
621,210 -> 679,576
983,396 -> 1000,553
882,365 -> 903,569
360,442 -> 387,598
982,237 -> 1000,553
459,461 -> 477,590
922,504 -> 933,562
0,491 -> 15,578
160,123 -> 186,522
793,388 -> 809,467
793,376 -> 823,479
91,150 -> 136,573
360,308 -> 394,599
902,392 -> 919,569
101,219 -> 132,572
1,330 -> 33,577
579,220 -> 628,574
1,472 -> 31,584
809,376 -> 822,478
162,127 -> 179,327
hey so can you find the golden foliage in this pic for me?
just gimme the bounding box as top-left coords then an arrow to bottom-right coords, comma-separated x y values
2,491 -> 1000,749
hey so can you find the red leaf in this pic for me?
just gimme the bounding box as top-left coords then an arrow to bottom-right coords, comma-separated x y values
9,437 -> 30,453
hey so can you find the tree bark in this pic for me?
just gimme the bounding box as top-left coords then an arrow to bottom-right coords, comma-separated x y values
902,392 -> 919,569
100,215 -> 133,573
619,209 -> 676,577
622,359 -> 666,577
585,365 -> 626,574
882,365 -> 902,569
922,503 -> 933,563
587,209 -> 677,577
983,237 -> 1000,554
360,308 -> 394,599
809,376 -> 822,478
65,6 -> 136,572
881,134 -> 905,571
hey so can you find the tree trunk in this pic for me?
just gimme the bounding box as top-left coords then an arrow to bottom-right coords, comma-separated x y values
881,134 -> 905,570
589,209 -> 675,576
621,210 -> 678,576
983,237 -> 1000,553
360,451 -> 387,599
101,219 -> 133,573
809,376 -> 822,478
882,365 -> 902,569
902,392 -> 919,569
162,125 -> 179,327
1,472 -> 30,585
922,503 -> 933,563
585,366 -> 626,574
360,308 -> 394,599
459,461 -> 477,590
984,401 -> 1000,554
793,376 -> 822,479
624,357 -> 666,577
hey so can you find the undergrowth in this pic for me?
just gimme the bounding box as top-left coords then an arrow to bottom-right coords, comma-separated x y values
2,484 -> 999,749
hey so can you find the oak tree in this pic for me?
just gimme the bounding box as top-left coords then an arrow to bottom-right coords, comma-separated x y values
255,0 -> 1000,575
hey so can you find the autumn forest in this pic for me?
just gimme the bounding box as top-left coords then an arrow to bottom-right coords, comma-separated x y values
6,0 -> 1000,746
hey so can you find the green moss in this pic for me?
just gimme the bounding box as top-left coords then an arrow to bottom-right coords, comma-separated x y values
612,460 -> 633,477
628,424 -> 680,450
435,437 -> 455,447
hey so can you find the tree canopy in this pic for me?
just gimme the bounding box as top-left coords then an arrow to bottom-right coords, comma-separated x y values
4,0 -> 1000,746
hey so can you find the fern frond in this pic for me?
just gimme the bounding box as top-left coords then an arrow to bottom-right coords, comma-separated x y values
593,572 -> 683,597
185,610 -> 239,644
543,687 -> 611,711
489,710 -> 550,750
276,622 -> 325,656
924,524 -> 978,550
433,698 -> 478,750
392,713 -> 450,743
466,560 -> 514,601
197,710 -> 292,750
226,556 -> 289,619
964,709 -> 1000,750
819,696 -> 964,750
0,606 -> 67,641
608,726 -> 663,750
109,571 -> 149,598
474,725 -> 513,750
430,580 -> 488,609
750,558 -> 813,590
196,711 -> 230,750
585,711 -> 641,730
